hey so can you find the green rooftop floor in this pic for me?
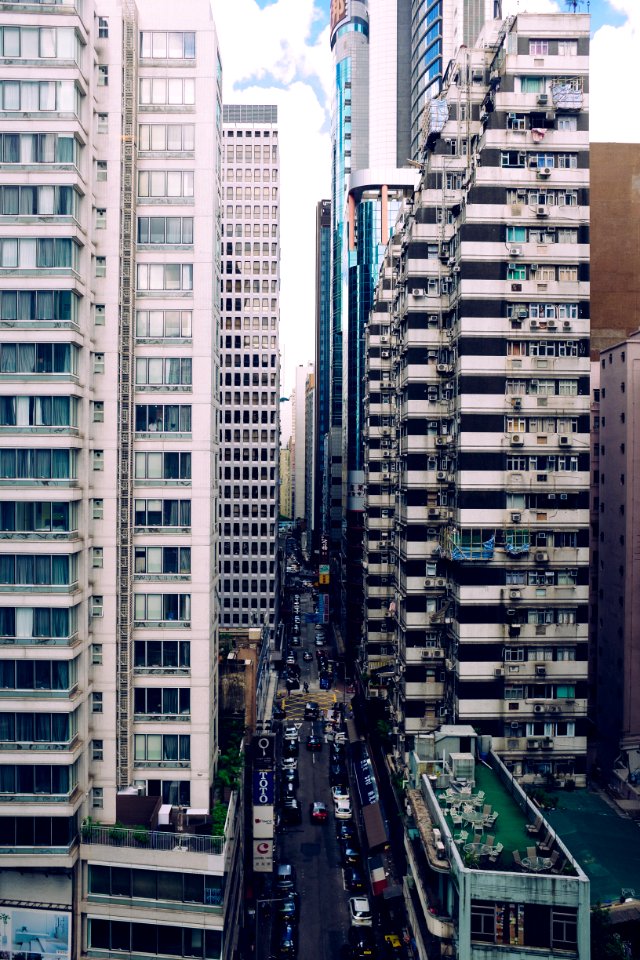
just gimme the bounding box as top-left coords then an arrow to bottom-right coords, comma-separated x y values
439,763 -> 534,868
545,789 -> 640,904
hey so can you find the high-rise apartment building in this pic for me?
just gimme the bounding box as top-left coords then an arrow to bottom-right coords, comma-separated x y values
291,361 -> 313,523
329,0 -> 497,655
304,369 -> 315,542
219,104 -> 280,634
362,12 -> 591,786
0,2 -> 241,955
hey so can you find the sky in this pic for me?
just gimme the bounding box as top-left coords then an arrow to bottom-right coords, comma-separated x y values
210,0 -> 640,395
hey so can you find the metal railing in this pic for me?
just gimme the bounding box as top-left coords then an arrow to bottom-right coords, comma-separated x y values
81,824 -> 224,857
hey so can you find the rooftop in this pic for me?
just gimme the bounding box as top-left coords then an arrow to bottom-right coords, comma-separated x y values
546,788 -> 640,903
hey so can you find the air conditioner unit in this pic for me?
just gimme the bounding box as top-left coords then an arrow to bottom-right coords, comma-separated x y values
563,321 -> 572,330
536,665 -> 546,677
447,257 -> 456,267
511,512 -> 522,523
381,336 -> 389,344
435,437 -> 449,447
533,704 -> 545,714
436,578 -> 446,587
424,579 -> 434,588
535,551 -> 549,562
381,351 -> 390,359
547,705 -> 560,714
529,264 -> 539,273
548,320 -> 557,329
428,509 -> 441,519
517,308 -> 529,319
559,493 -> 568,500
421,649 -> 434,659
495,667 -> 504,678
537,94 -> 549,105
528,738 -> 540,749
509,589 -> 521,599
509,246 -> 523,257
536,205 -> 549,218
382,473 -> 391,481
510,434 -> 524,446
510,317 -> 523,328
382,428 -> 390,436
436,471 -> 447,481
381,532 -> 389,540
507,738 -> 519,749
530,320 -> 539,329
511,283 -> 522,292
511,721 -> 520,730
413,288 -> 426,298
445,659 -> 453,671
513,398 -> 522,410
436,363 -> 452,374
537,167 -> 552,179
559,435 -> 570,446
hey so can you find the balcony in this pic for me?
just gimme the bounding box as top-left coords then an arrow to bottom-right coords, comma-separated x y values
81,823 -> 223,858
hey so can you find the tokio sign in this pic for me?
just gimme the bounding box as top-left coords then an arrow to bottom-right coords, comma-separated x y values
253,839 -> 274,873
252,769 -> 275,806
252,733 -> 275,770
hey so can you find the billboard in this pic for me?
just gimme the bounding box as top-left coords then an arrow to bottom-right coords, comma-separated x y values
253,806 -> 275,839
1,907 -> 71,960
251,733 -> 275,770
252,769 -> 275,806
330,0 -> 347,34
253,839 -> 274,873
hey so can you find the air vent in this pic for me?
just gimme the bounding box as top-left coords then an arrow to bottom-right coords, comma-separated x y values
511,512 -> 522,523
559,435 -> 570,446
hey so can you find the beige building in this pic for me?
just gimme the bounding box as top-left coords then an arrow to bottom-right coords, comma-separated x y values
279,444 -> 292,519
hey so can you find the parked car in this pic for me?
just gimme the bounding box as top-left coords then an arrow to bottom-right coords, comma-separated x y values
281,756 -> 298,771
348,927 -> 376,958
276,893 -> 300,925
282,739 -> 299,758
283,724 -> 299,741
273,921 -> 297,958
275,863 -> 296,892
349,897 -> 373,927
282,781 -> 297,803
332,784 -> 350,802
344,865 -> 367,893
319,672 -> 332,690
280,799 -> 302,826
281,767 -> 299,788
334,797 -> 353,820
273,703 -> 286,721
341,843 -> 362,867
336,820 -> 357,843
330,762 -> 348,787
310,801 -> 329,823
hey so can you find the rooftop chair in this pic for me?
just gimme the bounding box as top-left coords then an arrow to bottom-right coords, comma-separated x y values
526,815 -> 543,836
538,831 -> 554,854
512,850 -> 524,870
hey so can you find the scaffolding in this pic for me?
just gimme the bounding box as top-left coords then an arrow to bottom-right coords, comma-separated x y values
117,0 -> 138,790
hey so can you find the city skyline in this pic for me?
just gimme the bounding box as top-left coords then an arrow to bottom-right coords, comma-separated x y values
212,0 -> 639,393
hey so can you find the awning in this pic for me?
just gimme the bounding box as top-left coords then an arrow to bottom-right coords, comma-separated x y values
363,801 -> 388,850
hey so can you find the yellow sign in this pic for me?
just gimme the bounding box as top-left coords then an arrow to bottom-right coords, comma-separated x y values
319,573 -> 329,585
330,0 -> 347,33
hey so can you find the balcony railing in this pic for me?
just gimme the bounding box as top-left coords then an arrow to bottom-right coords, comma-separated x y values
81,823 -> 224,856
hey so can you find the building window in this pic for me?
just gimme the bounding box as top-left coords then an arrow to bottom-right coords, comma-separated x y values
93,352 -> 105,374
95,208 -> 106,229
98,18 -> 109,39
92,547 -> 103,569
97,112 -> 108,135
93,401 -> 104,422
140,32 -> 195,59
136,263 -> 193,291
95,257 -> 106,278
92,643 -> 103,665
529,40 -> 549,55
92,787 -> 104,808
92,450 -> 104,471
138,78 -> 195,107
91,596 -> 104,618
551,910 -> 578,949
97,65 -> 108,86
92,740 -> 104,762
94,304 -> 105,325
92,499 -> 104,520
96,160 -> 107,181
91,692 -> 103,713
138,124 -> 195,153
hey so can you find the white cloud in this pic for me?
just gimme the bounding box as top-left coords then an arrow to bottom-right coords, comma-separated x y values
591,1 -> 640,142
210,0 -> 332,392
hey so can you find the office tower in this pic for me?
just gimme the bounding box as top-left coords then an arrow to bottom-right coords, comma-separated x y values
410,0 -> 501,159
219,105 -> 280,633
304,369 -> 315,544
291,362 -> 313,523
314,199 -> 331,552
362,11 -> 591,786
0,2 -> 241,955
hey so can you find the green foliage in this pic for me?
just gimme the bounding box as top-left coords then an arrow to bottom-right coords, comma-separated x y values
211,802 -> 228,835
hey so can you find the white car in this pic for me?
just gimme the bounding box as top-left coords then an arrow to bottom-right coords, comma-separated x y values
281,756 -> 298,771
331,785 -> 350,802
334,797 -> 352,820
283,725 -> 299,741
349,896 -> 373,927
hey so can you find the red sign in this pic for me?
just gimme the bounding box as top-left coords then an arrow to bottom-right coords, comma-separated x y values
330,0 -> 347,34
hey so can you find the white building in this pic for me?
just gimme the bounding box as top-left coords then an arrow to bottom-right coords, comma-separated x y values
363,12 -> 591,787
220,104 -> 280,634
292,361 -> 313,522
0,2 -> 241,956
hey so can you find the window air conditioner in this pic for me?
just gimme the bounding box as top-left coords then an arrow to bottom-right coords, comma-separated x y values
511,283 -> 522,292
510,434 -> 524,445
563,321 -> 572,330
547,320 -> 557,329
382,428 -> 390,436
533,704 -> 545,714
436,578 -> 446,587
428,508 -> 441,518
536,205 -> 549,217
382,473 -> 391,481
536,665 -> 546,677
421,649 -> 434,659
436,363 -> 452,374
435,437 -> 449,446
509,589 -> 521,599
436,471 -> 447,481
537,94 -> 549,105
535,551 -> 549,562
528,739 -> 540,749
513,398 -> 522,410
381,351 -> 390,359
511,512 -> 522,522
559,435 -> 570,446
413,288 -> 426,297
509,247 -> 523,257
381,336 -> 389,344
529,264 -> 539,273
530,320 -> 539,329
537,167 -> 552,179
425,579 -> 434,588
